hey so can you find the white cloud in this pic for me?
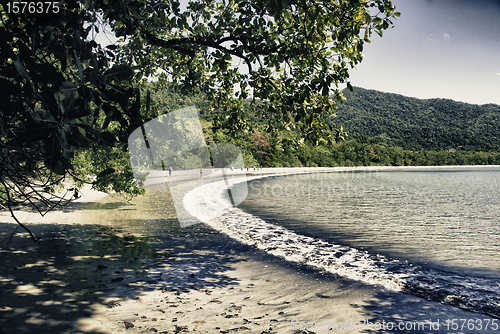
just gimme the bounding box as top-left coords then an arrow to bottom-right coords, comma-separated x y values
443,33 -> 451,39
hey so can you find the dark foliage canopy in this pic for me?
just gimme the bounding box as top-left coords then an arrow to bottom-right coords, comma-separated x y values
0,0 -> 399,240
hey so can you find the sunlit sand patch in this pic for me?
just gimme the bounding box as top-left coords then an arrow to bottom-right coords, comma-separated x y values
14,283 -> 44,296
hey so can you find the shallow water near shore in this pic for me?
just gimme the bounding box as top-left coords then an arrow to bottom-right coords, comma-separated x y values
233,167 -> 500,317
240,168 -> 500,274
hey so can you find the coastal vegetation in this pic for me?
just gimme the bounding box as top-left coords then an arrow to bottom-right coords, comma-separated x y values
336,87 -> 500,152
145,83 -> 500,168
1,0 -> 399,238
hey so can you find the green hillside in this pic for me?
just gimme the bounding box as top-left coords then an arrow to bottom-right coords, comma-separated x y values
141,83 -> 500,168
335,87 -> 500,151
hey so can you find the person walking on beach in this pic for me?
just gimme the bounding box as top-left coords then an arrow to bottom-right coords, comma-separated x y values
200,169 -> 203,178
168,166 -> 172,177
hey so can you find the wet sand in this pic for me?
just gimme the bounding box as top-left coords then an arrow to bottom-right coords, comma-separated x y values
1,172 -> 499,334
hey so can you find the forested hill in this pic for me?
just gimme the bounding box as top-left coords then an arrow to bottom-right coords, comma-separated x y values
140,83 -> 500,167
335,87 -> 500,151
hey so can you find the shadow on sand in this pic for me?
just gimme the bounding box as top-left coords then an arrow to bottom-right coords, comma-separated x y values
2,189 -> 497,334
0,192 -> 250,334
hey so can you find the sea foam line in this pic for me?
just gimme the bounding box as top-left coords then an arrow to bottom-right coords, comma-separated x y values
184,174 -> 500,318
184,175 -> 408,292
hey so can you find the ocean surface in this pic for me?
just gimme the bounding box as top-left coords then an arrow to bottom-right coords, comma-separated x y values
240,168 -> 500,273
185,167 -> 500,318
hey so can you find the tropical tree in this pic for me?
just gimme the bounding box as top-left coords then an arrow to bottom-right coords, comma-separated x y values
1,0 -> 399,240
0,1 -> 143,240
114,0 -> 399,143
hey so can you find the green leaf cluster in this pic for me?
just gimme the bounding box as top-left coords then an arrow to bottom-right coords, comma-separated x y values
0,1 -> 143,219
112,0 -> 399,142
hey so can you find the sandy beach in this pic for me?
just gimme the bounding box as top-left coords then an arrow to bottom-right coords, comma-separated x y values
1,168 -> 499,334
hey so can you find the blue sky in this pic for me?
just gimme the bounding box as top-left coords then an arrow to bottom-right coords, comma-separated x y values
348,0 -> 500,105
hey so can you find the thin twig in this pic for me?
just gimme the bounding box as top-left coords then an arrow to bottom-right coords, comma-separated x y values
1,178 -> 39,243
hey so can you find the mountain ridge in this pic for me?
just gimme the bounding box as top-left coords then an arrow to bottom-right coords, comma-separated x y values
335,87 -> 500,151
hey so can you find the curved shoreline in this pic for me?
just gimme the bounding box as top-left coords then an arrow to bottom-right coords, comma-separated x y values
2,167 -> 499,333
147,164 -> 500,181
184,175 -> 407,292
183,167 -> 500,318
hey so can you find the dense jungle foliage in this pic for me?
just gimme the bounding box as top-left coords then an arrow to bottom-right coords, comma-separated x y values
1,0 -> 399,238
336,87 -> 500,151
145,83 -> 500,168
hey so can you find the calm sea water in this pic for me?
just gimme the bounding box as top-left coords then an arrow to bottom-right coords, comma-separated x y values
240,168 -> 500,274
235,167 -> 500,317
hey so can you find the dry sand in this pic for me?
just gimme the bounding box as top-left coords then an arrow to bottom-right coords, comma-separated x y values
1,171 -> 499,334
